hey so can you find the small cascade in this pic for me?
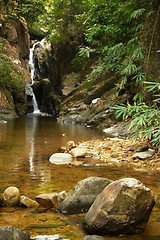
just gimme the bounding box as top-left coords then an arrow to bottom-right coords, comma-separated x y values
25,83 -> 39,114
28,41 -> 40,114
26,38 -> 53,116
29,43 -> 36,81
30,87 -> 40,114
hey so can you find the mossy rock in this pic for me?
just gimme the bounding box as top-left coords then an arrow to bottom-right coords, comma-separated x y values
0,37 -> 26,115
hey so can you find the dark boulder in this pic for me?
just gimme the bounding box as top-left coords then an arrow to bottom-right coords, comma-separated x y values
58,177 -> 112,215
0,226 -> 30,240
83,178 -> 155,235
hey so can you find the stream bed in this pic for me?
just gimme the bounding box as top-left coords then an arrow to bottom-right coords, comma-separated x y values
0,115 -> 160,240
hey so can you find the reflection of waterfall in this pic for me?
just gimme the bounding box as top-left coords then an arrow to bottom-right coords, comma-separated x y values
25,116 -> 38,173
28,41 -> 40,114
25,116 -> 49,182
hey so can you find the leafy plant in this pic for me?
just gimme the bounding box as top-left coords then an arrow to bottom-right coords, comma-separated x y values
2,0 -> 45,22
41,0 -> 86,43
144,81 -> 160,103
73,0 -> 153,99
112,82 -> 160,148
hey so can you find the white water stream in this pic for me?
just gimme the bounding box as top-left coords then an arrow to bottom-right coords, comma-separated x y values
29,41 -> 40,114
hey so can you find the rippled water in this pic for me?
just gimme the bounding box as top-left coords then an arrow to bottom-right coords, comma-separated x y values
0,115 -> 160,240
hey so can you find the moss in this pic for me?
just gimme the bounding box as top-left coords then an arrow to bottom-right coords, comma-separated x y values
28,24 -> 47,40
0,36 -> 26,114
0,37 -> 24,88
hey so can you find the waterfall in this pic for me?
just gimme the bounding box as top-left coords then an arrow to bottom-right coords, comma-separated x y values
31,88 -> 40,114
29,43 -> 36,81
29,42 -> 40,114
27,39 -> 52,115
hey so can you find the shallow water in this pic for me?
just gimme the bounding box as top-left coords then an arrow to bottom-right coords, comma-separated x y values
0,115 -> 160,240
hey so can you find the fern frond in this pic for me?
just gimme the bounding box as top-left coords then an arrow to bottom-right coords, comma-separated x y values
121,63 -> 137,76
130,8 -> 145,20
131,47 -> 144,61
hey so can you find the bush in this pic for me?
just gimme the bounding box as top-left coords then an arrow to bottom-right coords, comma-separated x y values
112,82 -> 160,148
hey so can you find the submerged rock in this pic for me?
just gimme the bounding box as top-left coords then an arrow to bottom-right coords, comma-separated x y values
58,177 -> 112,215
0,226 -> 30,240
132,149 -> 155,159
84,236 -> 104,240
66,140 -> 76,150
103,126 -> 119,137
3,186 -> 20,207
20,195 -> 39,208
83,178 -> 155,235
35,193 -> 59,209
35,191 -> 67,209
70,147 -> 88,157
32,234 -> 64,240
49,153 -> 73,165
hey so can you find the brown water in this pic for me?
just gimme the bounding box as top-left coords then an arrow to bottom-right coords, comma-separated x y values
0,115 -> 160,240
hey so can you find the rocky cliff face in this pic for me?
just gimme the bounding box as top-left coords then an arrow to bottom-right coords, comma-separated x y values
30,38 -> 130,133
29,39 -> 77,115
30,37 -> 125,131
58,73 -> 130,133
0,16 -> 30,119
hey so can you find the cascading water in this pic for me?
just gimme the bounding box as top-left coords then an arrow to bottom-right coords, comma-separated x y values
26,38 -> 53,115
28,41 -> 40,114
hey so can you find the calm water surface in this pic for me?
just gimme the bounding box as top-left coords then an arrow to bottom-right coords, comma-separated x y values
0,115 -> 160,240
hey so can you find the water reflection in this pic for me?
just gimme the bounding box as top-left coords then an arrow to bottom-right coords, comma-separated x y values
25,115 -> 38,173
23,115 -> 105,183
0,122 -> 7,141
1,116 -> 160,239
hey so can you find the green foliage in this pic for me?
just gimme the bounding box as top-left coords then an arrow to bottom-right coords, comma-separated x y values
78,46 -> 95,59
74,0 -> 152,99
73,45 -> 96,67
81,1 -> 149,47
0,38 -> 25,92
2,0 -> 45,22
130,8 -> 145,20
84,62 -> 106,88
113,82 -> 160,148
28,25 -> 47,39
20,0 -> 45,21
144,81 -> 160,103
42,0 -> 85,43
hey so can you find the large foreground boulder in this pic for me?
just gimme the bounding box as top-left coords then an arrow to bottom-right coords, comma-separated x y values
0,226 -> 30,240
58,177 -> 112,214
83,178 -> 155,235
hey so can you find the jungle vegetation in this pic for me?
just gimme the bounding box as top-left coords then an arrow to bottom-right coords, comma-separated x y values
1,0 -> 160,147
